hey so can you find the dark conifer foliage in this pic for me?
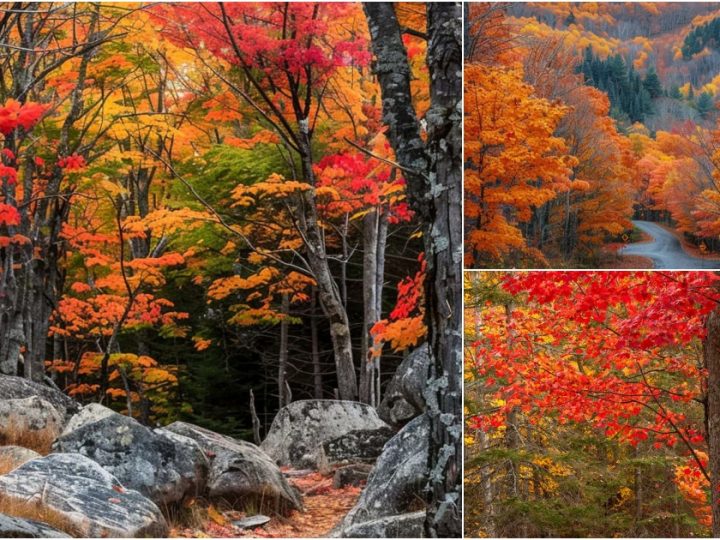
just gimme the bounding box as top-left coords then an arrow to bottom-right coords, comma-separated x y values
682,17 -> 720,59
696,90 -> 716,118
579,47 -> 655,123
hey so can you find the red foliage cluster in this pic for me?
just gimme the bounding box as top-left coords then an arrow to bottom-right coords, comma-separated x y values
314,151 -> 411,222
470,272 -> 719,451
390,253 -> 426,321
57,153 -> 87,171
0,204 -> 20,226
0,99 -> 45,135
157,3 -> 370,84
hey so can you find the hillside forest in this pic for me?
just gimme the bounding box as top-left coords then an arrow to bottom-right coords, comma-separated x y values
465,2 -> 720,269
0,2 -> 462,538
465,270 -> 720,537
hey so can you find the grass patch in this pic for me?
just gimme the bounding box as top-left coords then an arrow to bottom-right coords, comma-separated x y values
0,453 -> 33,476
0,419 -> 56,455
162,497 -> 212,532
0,494 -> 80,537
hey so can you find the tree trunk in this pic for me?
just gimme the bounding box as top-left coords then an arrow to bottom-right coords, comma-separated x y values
278,293 -> 290,408
311,288 -> 323,399
296,129 -> 357,401
364,3 -> 462,536
704,306 -> 720,537
250,389 -> 262,445
424,3 -> 463,528
360,209 -> 381,405
300,201 -> 357,401
374,210 -> 388,407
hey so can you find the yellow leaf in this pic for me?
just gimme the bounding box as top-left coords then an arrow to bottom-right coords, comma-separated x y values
350,208 -> 373,221
206,505 -> 228,527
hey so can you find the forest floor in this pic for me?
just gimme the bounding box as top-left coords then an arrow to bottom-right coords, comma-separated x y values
170,469 -> 362,538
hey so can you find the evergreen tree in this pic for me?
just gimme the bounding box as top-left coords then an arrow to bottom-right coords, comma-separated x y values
564,10 -> 576,26
643,67 -> 663,99
578,47 -> 654,123
697,91 -> 715,119
683,17 -> 720,59
670,85 -> 682,99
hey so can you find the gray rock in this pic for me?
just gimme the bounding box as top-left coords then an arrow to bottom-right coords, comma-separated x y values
340,510 -> 425,538
319,427 -> 395,470
261,400 -> 390,469
377,345 -> 430,428
0,512 -> 70,538
0,453 -> 167,537
233,515 -> 271,529
0,375 -> 78,420
0,397 -> 64,451
60,403 -> 115,436
337,415 -> 429,530
0,446 -> 41,472
333,464 -> 374,489
54,410 -> 207,506
165,421 -> 302,514
338,511 -> 426,538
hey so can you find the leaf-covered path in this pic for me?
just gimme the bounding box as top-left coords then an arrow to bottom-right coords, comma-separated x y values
171,469 -> 362,538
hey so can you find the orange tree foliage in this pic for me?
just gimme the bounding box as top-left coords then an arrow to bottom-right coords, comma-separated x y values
464,10 -> 644,267
555,86 -> 638,253
626,125 -> 720,249
47,209 -> 194,419
370,254 -> 427,356
464,63 -> 576,266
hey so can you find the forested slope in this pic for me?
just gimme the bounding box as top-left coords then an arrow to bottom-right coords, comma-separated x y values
465,2 -> 720,268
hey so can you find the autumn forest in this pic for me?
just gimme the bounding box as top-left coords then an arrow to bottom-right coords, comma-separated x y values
465,2 -> 720,269
464,3 -> 720,539
0,2 -> 461,538
465,271 -> 720,537
10,1 -> 720,539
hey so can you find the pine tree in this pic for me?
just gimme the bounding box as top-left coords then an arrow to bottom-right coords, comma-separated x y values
697,91 -> 715,119
643,67 -> 663,99
577,47 -> 653,123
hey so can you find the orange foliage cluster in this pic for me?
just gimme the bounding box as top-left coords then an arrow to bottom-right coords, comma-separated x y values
48,208 -> 192,417
628,125 -> 720,245
675,454 -> 711,527
464,63 -> 576,265
371,254 -> 427,356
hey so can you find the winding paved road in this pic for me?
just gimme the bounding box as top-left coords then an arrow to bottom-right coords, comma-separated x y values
619,220 -> 720,269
